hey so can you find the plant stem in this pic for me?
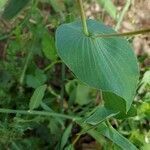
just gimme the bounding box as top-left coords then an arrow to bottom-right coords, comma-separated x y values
0,108 -> 81,121
77,0 -> 89,36
115,0 -> 131,31
60,63 -> 66,112
19,51 -> 32,85
106,119 -> 112,129
72,133 -> 82,145
44,60 -> 62,72
95,28 -> 150,38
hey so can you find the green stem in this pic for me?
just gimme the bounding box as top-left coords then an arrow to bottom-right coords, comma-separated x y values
115,0 -> 131,31
106,119 -> 112,128
77,0 -> 89,36
47,86 -> 59,97
44,60 -> 62,72
0,108 -> 80,121
95,28 -> 150,38
19,51 -> 32,85
72,133 -> 82,145
60,63 -> 66,112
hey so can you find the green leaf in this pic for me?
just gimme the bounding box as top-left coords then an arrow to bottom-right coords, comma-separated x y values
141,70 -> 150,84
60,124 -> 72,150
42,32 -> 57,61
64,144 -> 74,150
96,0 -> 117,20
65,79 -> 78,94
29,84 -> 47,110
85,106 -> 118,125
141,144 -> 150,150
138,70 -> 150,94
0,0 -> 7,11
26,69 -> 47,89
2,0 -> 30,20
103,92 -> 137,119
76,83 -> 92,105
65,79 -> 78,105
56,19 -> 139,112
80,122 -> 138,150
65,80 -> 95,106
99,124 -> 138,150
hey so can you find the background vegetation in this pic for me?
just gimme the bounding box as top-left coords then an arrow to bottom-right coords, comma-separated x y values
0,0 -> 149,149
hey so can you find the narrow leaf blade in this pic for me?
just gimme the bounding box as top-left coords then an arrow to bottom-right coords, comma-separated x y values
60,124 -> 73,150
99,124 -> 138,150
85,106 -> 118,125
42,32 -> 57,61
79,122 -> 138,150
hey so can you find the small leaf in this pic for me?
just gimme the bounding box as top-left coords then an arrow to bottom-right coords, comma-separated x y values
2,0 -> 30,20
138,70 -> 150,94
76,83 -> 92,105
65,79 -> 78,105
26,69 -> 47,88
65,80 -> 95,106
141,70 -> 150,85
65,79 -> 78,94
42,32 -> 57,61
60,124 -> 73,150
56,19 -> 139,113
29,84 -> 47,110
85,106 -> 118,125
103,92 -> 137,119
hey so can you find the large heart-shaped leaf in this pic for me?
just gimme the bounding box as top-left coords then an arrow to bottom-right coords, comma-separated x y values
56,19 -> 139,112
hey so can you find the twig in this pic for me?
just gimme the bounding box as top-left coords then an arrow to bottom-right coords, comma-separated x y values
95,28 -> 150,38
77,0 -> 89,36
44,60 -> 62,72
72,133 -> 82,146
115,0 -> 131,31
